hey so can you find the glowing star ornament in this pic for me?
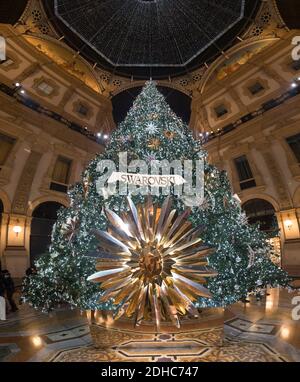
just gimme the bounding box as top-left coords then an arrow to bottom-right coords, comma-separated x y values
146,122 -> 159,134
87,196 -> 217,329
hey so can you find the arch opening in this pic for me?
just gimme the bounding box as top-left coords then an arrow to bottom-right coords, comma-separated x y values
242,198 -> 282,266
30,202 -> 64,265
242,198 -> 278,233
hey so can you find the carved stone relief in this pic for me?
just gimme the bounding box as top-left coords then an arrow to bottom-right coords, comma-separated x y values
11,151 -> 42,215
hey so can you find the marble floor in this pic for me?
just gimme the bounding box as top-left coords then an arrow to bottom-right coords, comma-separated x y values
0,286 -> 300,362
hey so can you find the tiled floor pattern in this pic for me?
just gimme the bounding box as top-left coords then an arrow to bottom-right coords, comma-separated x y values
50,338 -> 288,362
0,287 -> 300,362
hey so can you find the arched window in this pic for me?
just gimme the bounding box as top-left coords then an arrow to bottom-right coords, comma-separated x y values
30,202 -> 64,265
242,199 -> 278,233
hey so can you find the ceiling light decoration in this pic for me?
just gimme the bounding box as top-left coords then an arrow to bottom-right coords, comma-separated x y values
54,0 -> 252,68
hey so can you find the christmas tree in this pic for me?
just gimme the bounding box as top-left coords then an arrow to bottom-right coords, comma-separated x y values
23,82 -> 289,313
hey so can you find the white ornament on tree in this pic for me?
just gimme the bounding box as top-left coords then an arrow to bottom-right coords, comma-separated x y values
239,212 -> 248,226
247,245 -> 256,268
146,122 -> 159,134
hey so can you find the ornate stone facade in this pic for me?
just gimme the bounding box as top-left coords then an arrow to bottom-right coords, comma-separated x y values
190,31 -> 300,271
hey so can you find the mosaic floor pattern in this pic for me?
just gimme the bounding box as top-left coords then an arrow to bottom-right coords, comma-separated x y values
0,287 -> 300,362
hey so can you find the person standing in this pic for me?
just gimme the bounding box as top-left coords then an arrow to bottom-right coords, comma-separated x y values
0,271 -> 5,297
2,270 -> 18,313
0,271 -> 6,320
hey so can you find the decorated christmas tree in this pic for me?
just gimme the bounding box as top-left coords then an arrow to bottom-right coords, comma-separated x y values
23,82 -> 289,314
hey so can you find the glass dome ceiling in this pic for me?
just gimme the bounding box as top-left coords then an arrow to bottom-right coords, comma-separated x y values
44,0 -> 261,78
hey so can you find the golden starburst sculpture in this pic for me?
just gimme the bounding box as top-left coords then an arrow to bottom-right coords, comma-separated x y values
88,196 -> 217,329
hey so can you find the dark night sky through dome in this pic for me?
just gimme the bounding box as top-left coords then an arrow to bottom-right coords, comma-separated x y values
112,86 -> 192,125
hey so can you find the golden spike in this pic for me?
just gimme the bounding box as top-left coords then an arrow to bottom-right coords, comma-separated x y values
164,236 -> 202,256
153,284 -> 162,330
126,286 -> 143,318
100,275 -> 133,290
127,197 -> 145,241
158,209 -> 177,245
155,196 -> 172,237
171,281 -> 198,302
112,278 -> 140,304
105,208 -> 134,238
138,205 -> 150,243
100,288 -> 120,303
172,284 -> 199,317
87,268 -> 130,283
176,260 -> 208,267
95,261 -> 126,270
162,221 -> 192,248
175,247 -> 215,260
171,225 -> 203,247
172,265 -> 218,278
135,285 -> 148,327
160,284 -> 180,328
172,272 -> 212,298
166,287 -> 188,315
164,209 -> 191,241
92,229 -> 131,253
144,195 -> 153,229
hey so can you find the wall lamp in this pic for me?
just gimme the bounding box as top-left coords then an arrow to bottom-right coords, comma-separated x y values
13,220 -> 22,237
284,217 -> 293,231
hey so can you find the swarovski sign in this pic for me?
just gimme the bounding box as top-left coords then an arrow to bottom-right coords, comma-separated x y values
107,172 -> 186,187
